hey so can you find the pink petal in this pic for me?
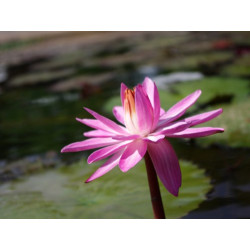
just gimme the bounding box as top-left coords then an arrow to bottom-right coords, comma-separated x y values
119,139 -> 147,172
182,108 -> 223,127
84,107 -> 128,135
120,83 -> 128,107
152,121 -> 190,136
113,106 -> 125,124
83,130 -> 114,138
135,85 -> 154,134
160,90 -> 202,123
158,110 -> 186,123
85,150 -> 124,183
147,139 -> 181,196
168,127 -> 224,138
61,138 -> 119,153
144,134 -> 165,142
160,108 -> 165,116
87,140 -> 132,164
76,118 -> 114,133
142,77 -> 161,129
112,134 -> 140,140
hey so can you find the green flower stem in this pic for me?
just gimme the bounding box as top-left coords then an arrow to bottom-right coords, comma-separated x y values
144,152 -> 166,219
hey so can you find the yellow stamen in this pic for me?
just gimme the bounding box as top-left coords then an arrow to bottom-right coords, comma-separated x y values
124,88 -> 138,133
124,89 -> 136,116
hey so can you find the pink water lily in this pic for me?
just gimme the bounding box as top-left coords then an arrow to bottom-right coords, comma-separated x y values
61,77 -> 224,197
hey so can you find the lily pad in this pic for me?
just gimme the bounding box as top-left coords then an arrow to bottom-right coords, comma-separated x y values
222,55 -> 250,77
198,99 -> 250,148
162,52 -> 234,72
0,159 -> 211,218
171,77 -> 250,105
168,77 -> 250,148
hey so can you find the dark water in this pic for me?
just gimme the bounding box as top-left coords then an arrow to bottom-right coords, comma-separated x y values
0,31 -> 250,218
174,141 -> 250,218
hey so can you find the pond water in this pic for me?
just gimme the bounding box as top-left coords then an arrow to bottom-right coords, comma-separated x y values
0,32 -> 250,218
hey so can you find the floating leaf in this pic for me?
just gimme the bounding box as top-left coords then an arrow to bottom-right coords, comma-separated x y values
0,159 -> 211,219
198,99 -> 250,147
222,55 -> 250,77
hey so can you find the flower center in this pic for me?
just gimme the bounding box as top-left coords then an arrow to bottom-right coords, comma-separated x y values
124,88 -> 135,114
124,88 -> 139,134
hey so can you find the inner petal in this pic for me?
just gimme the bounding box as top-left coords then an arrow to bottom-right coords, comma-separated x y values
124,88 -> 138,134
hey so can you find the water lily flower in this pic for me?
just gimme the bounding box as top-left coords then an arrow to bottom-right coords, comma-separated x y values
61,77 -> 224,197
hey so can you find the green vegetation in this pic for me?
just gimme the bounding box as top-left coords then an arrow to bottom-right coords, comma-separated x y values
0,159 -> 211,218
222,55 -> 250,77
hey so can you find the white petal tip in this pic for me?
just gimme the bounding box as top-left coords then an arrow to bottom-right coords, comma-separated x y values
119,165 -> 128,173
61,147 -> 69,153
121,169 -> 129,173
76,117 -> 83,122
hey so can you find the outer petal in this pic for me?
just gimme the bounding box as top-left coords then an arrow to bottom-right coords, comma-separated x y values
121,83 -> 128,107
76,118 -> 114,132
135,85 -> 154,134
87,140 -> 132,164
182,108 -> 223,127
113,106 -> 125,124
144,134 -> 165,142
119,139 -> 147,172
84,107 -> 128,135
112,134 -> 140,140
147,139 -> 181,196
160,108 -> 165,116
158,110 -> 186,123
61,138 -> 119,153
152,121 -> 190,136
85,150 -> 124,183
159,90 -> 202,124
83,130 -> 114,138
168,127 -> 224,138
142,77 -> 161,129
